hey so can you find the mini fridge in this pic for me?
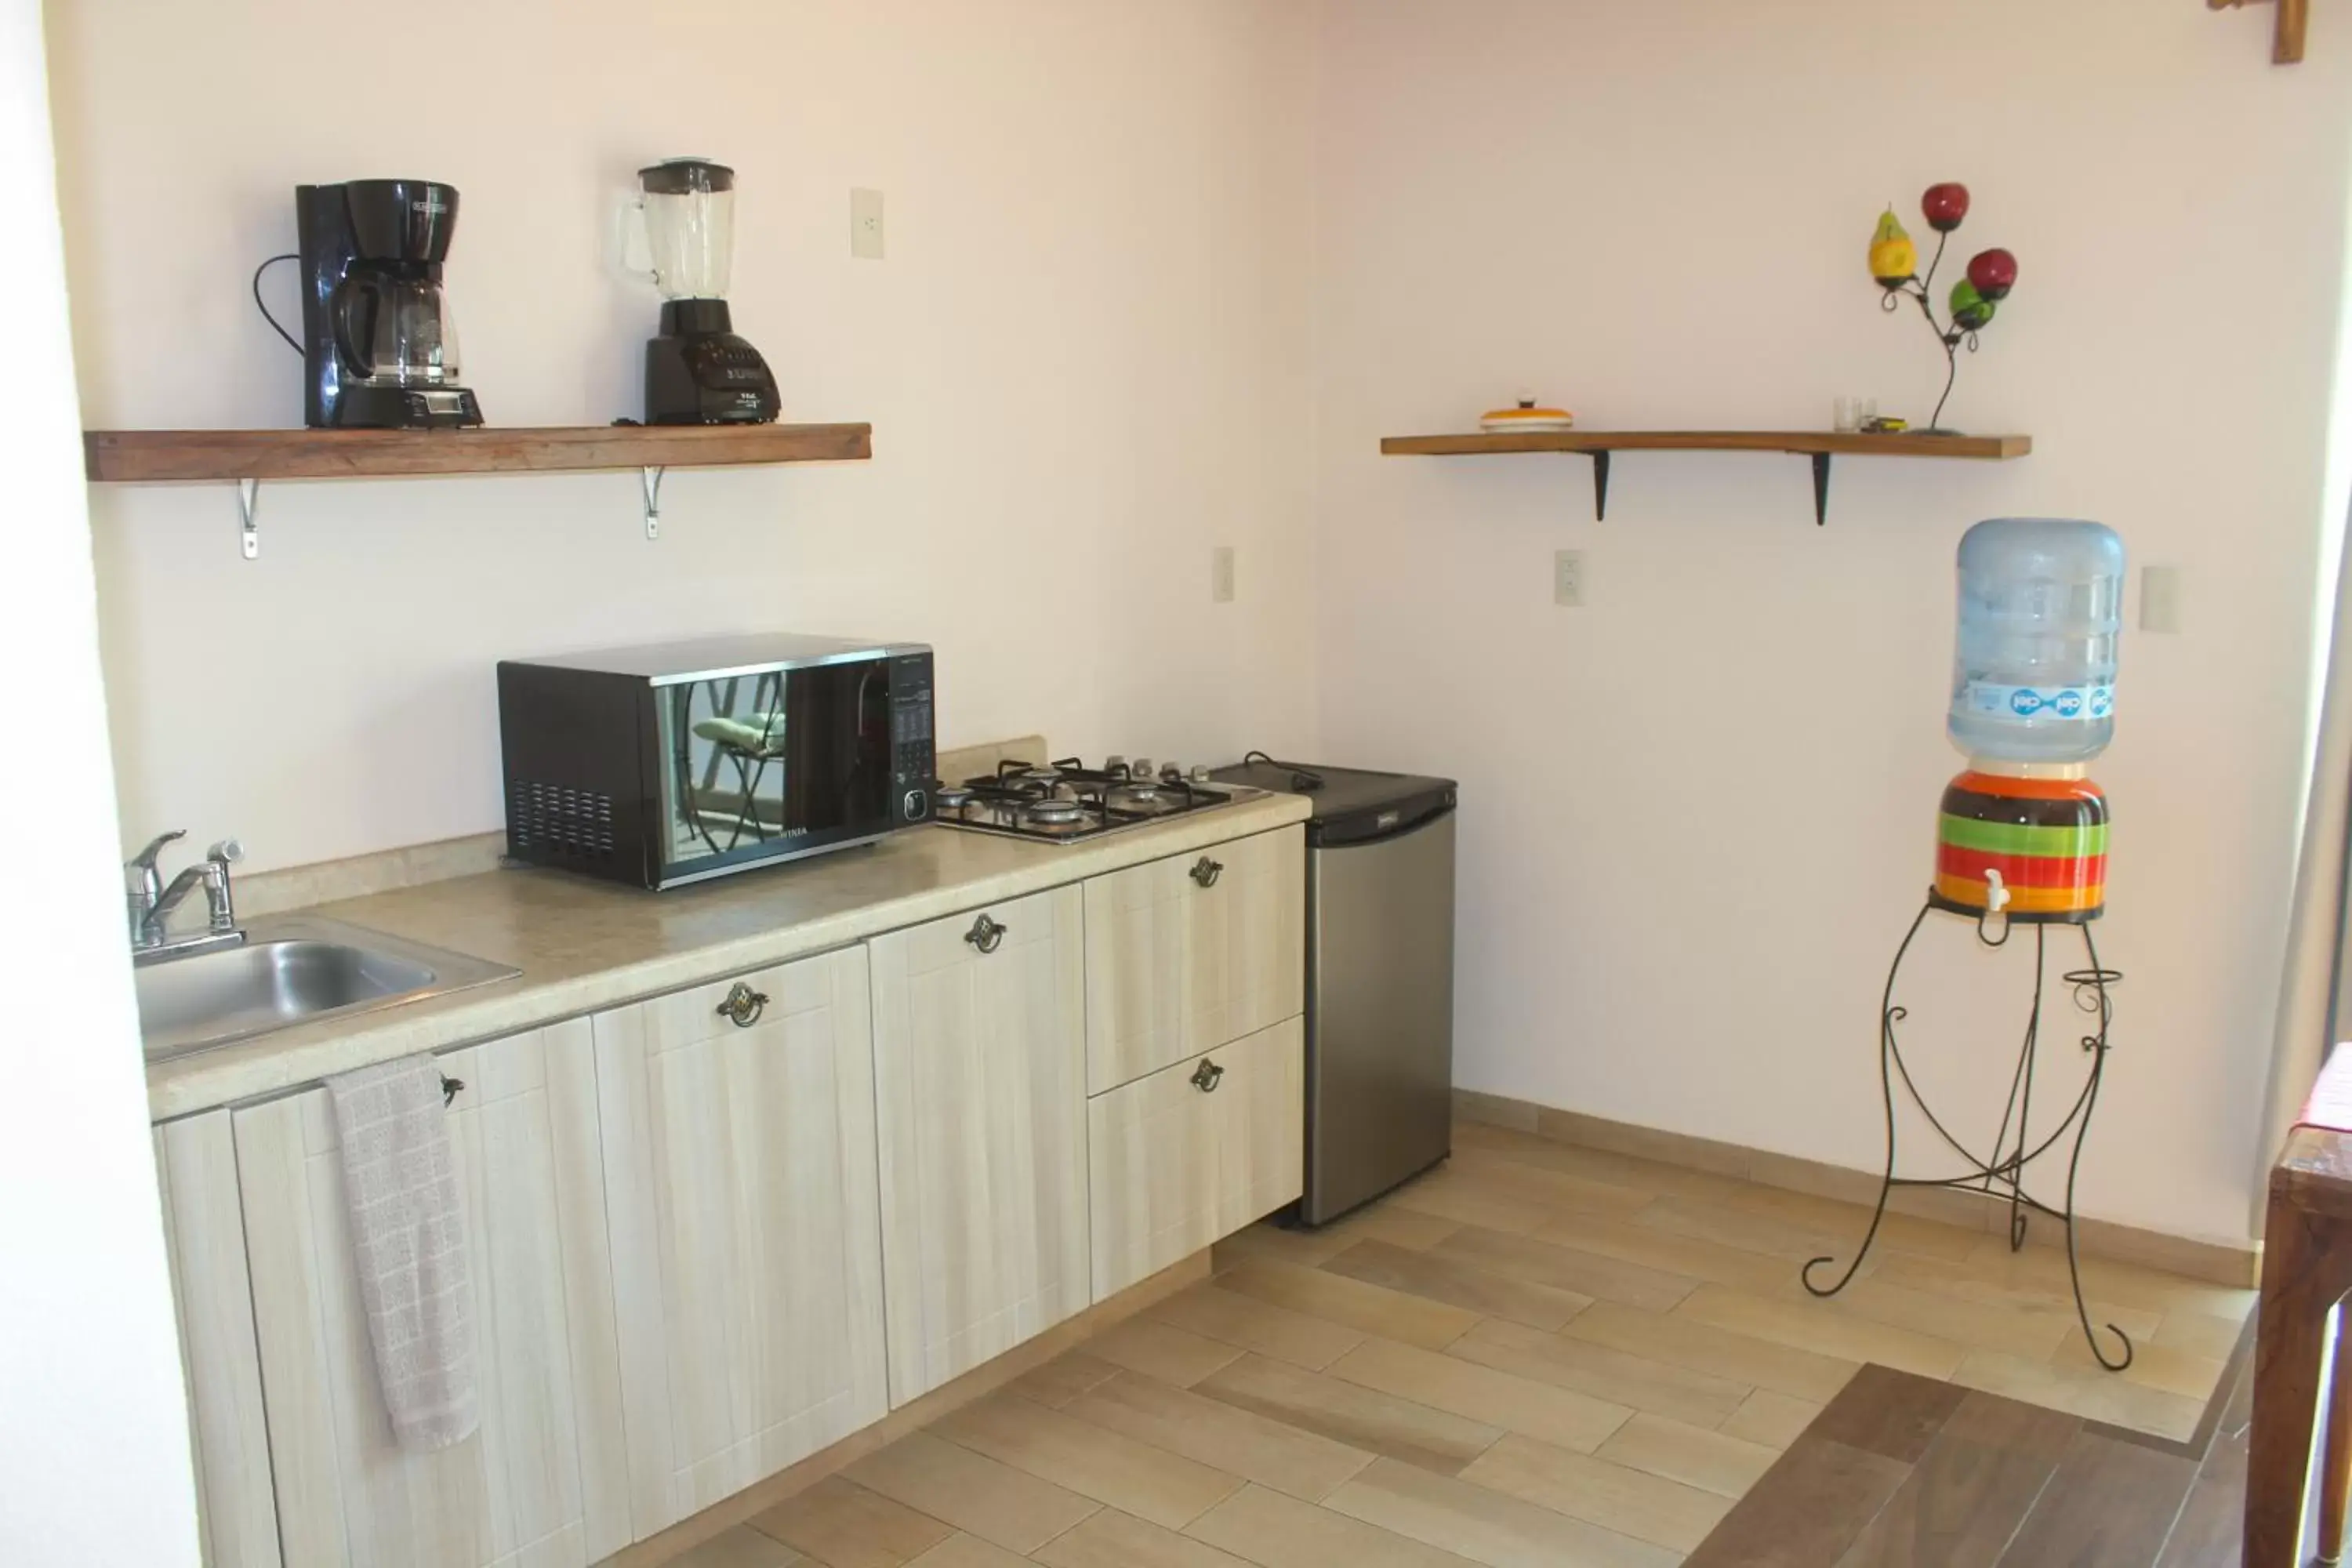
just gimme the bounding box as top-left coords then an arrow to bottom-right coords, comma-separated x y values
1211,759 -> 1457,1225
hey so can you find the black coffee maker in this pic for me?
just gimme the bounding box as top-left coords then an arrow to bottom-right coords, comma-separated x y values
296,180 -> 484,428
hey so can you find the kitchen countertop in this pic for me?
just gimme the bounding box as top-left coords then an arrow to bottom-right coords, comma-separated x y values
147,791 -> 1312,1121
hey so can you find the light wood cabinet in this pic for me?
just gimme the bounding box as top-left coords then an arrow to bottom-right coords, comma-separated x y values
1087,1016 -> 1305,1300
869,885 -> 1091,1406
593,948 -> 888,1534
155,1112 -> 281,1568
232,1018 -> 630,1568
1083,826 -> 1305,1094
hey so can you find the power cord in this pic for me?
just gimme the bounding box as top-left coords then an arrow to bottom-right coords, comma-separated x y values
252,253 -> 302,354
1242,750 -> 1324,792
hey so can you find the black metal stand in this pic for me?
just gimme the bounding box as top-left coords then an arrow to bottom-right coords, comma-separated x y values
1801,896 -> 2133,1371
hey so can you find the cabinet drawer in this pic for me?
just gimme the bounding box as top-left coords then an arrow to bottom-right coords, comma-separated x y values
1083,826 -> 1305,1094
1087,1015 -> 1304,1301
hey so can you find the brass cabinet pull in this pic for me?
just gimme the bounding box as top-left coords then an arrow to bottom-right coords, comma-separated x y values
716,982 -> 770,1027
1190,1058 -> 1225,1093
965,913 -> 1008,954
1190,856 -> 1224,888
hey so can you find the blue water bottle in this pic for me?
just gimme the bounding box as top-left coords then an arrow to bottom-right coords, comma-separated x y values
1948,517 -> 2125,766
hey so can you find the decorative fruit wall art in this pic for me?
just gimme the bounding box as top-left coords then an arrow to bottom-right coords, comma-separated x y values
1867,182 -> 2019,433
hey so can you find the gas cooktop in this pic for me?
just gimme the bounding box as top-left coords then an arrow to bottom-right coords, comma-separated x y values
930,757 -> 1250,843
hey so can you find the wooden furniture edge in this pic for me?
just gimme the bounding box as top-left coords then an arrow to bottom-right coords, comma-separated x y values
84,422 -> 874,483
1454,1087 -> 2261,1288
591,1247 -> 1213,1568
1379,430 -> 2031,459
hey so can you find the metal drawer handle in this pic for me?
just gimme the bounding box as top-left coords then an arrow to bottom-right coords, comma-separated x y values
1190,1058 -> 1225,1093
716,982 -> 769,1027
966,913 -> 1008,954
1190,856 -> 1224,888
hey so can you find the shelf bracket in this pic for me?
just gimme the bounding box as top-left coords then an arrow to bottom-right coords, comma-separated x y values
1591,450 -> 1611,521
1810,452 -> 1832,527
235,477 -> 260,559
641,466 -> 666,541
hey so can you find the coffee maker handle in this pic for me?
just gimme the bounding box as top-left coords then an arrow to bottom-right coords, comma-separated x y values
330,274 -> 379,379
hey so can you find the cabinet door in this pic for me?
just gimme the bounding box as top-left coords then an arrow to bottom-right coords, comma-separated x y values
155,1112 -> 281,1568
869,885 -> 1090,1406
1089,1017 -> 1304,1300
1083,826 -> 1305,1093
234,1020 -> 630,1568
594,948 -> 887,1534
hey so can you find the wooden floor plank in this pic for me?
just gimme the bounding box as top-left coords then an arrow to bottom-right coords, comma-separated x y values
1997,1426 -> 2198,1566
1149,1284 -> 1367,1371
1184,1482 -> 1486,1568
1086,1318 -> 1247,1388
1033,1507 -> 1259,1568
750,1475 -> 958,1568
666,1526 -> 804,1567
1002,1352 -> 1123,1410
902,1536 -> 1030,1568
1192,1352 -> 1504,1475
1682,1436 -> 1911,1568
1564,1298 -> 1860,1403
1457,1432 -> 1734,1552
1719,1389 -> 1826,1451
1449,1318 -> 1751,1428
1673,1287 -> 1968,1381
1431,1225 -> 1701,1312
1324,1454 -> 1682,1568
844,1432 -> 1102,1555
1533,1209 -> 1819,1297
1806,1364 -> 1969,1465
1951,1349 -> 2205,1443
1324,1334 -> 1635,1454
931,1391 -> 1244,1530
1595,1413 -> 1781,1498
1062,1370 -> 1376,1503
1320,1237 -> 1595,1330
1217,1260 -> 1484,1351
1831,1392 -> 2077,1567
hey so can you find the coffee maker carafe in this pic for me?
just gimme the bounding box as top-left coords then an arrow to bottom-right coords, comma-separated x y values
634,159 -> 779,425
296,180 -> 484,429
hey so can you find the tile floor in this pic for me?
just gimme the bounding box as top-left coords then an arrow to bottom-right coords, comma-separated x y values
651,1119 -> 2256,1568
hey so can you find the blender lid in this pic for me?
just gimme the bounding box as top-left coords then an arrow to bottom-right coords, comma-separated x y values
640,158 -> 735,194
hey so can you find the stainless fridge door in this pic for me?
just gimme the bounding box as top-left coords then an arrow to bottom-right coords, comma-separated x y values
1305,809 -> 1455,1223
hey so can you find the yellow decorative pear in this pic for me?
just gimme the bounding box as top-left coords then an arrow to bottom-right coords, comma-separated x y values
1869,206 -> 1917,288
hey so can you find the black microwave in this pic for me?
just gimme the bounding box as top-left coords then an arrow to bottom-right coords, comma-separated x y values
496,634 -> 935,889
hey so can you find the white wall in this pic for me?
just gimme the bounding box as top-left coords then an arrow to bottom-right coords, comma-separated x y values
47,0 -> 1319,874
1311,0 -> 2352,1243
0,2 -> 200,1562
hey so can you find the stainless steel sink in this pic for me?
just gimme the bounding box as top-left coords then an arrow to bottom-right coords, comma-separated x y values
136,915 -> 518,1062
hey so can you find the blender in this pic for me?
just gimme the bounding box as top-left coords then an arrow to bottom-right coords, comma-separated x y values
635,159 -> 779,424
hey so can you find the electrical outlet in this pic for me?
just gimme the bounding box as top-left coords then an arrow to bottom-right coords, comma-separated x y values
1553,549 -> 1585,608
1212,546 -> 1236,604
2140,564 -> 2183,634
851,188 -> 885,260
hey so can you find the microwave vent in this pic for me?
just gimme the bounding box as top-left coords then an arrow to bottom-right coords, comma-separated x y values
511,779 -> 615,862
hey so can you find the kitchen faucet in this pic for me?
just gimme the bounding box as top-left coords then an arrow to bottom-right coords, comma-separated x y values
126,830 -> 245,960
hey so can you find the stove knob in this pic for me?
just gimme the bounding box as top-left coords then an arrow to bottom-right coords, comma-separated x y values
1160,762 -> 1185,782
1189,766 -> 1213,783
1105,753 -> 1127,777
1132,757 -> 1154,782
902,788 -> 929,820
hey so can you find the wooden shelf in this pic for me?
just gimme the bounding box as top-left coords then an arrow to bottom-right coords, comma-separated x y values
1379,428 -> 2033,524
84,422 -> 871,484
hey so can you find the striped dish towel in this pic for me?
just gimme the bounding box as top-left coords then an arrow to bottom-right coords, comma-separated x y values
325,1054 -> 479,1451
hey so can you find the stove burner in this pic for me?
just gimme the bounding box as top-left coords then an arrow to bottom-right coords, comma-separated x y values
935,786 -> 974,810
933,757 -> 1244,844
1025,799 -> 1085,825
1014,766 -> 1063,786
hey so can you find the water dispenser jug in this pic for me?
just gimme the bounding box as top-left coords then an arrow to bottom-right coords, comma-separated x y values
1947,517 -> 2125,766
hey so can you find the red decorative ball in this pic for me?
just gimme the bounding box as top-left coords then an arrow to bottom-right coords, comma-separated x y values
1922,183 -> 1972,233
1968,247 -> 2019,300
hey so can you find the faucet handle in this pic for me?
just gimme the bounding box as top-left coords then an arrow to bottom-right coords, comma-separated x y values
130,829 -> 186,870
206,838 -> 245,866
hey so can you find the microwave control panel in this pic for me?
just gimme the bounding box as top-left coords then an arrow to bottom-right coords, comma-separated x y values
890,654 -> 936,823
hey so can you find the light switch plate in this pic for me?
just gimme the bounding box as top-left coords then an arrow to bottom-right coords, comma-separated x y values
851,188 -> 885,260
1554,549 -> 1585,608
1212,546 -> 1236,604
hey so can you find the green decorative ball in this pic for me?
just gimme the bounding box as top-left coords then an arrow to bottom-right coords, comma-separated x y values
1949,279 -> 1995,332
